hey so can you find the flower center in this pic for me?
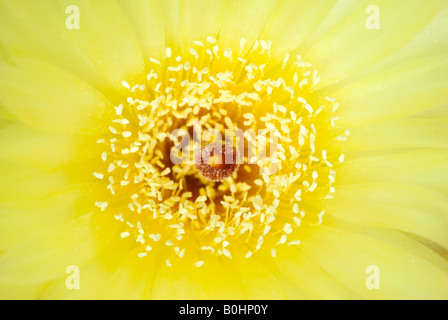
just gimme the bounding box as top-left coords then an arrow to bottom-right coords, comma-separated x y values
94,37 -> 347,267
194,142 -> 240,182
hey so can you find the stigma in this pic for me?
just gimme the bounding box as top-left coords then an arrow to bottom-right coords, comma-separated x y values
194,142 -> 240,182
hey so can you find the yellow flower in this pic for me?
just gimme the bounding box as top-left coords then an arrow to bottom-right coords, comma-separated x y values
0,0 -> 447,300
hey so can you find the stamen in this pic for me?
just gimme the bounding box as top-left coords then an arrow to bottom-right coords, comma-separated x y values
94,38 -> 346,266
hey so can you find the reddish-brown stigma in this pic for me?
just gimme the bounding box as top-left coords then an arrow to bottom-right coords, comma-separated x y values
194,142 -> 240,182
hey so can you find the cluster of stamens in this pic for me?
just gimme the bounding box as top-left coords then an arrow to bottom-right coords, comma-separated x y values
94,37 -> 347,267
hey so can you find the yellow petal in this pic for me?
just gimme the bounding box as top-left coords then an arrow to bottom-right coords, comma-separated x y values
118,0 -> 166,60
0,162 -> 66,203
300,219 -> 448,299
329,183 -> 448,249
339,118 -> 448,151
178,0 -> 230,46
275,245 -> 361,299
0,123 -> 101,170
0,213 -> 97,285
338,149 -> 448,194
0,1 -> 104,92
261,0 -> 338,60
0,59 -> 114,134
306,0 -> 446,88
329,57 -> 448,127
218,0 -> 280,53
